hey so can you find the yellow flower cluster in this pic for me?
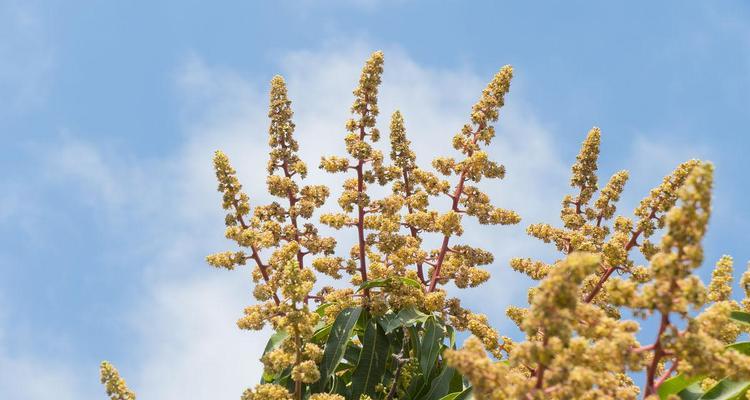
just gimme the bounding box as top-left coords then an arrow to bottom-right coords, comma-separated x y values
208,75 -> 345,399
314,51 -> 519,356
450,127 -> 750,398
708,255 -> 734,302
99,361 -> 136,400
449,253 -> 642,399
308,394 -> 345,400
241,384 -> 292,400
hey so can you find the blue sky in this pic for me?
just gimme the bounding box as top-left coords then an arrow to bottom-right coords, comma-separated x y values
1,1 -> 749,398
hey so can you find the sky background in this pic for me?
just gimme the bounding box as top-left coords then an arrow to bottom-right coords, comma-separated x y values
1,1 -> 749,398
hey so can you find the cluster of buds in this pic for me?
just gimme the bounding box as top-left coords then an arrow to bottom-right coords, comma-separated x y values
447,125 -> 750,399
99,361 -> 136,400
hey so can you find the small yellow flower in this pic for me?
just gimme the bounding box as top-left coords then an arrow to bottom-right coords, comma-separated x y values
99,361 -> 136,400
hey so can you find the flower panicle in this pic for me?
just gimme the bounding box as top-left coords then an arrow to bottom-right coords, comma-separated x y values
99,361 -> 136,400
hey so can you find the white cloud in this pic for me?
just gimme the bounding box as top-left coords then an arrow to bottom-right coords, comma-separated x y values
132,272 -> 269,399
45,138 -> 126,207
0,303 -> 89,400
0,354 -> 83,400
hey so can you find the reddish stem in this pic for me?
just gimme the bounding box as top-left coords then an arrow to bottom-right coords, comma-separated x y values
583,265 -> 617,303
278,135 -> 306,272
655,360 -> 679,389
401,168 -> 426,284
355,103 -> 371,297
583,208 -> 657,303
632,343 -> 656,353
427,124 -> 484,292
232,199 -> 281,305
644,312 -> 671,397
526,333 -> 549,399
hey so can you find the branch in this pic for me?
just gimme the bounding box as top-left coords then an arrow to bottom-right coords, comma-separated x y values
655,360 -> 679,390
644,312 -> 671,397
632,343 -> 656,353
356,101 -> 371,298
231,198 -> 280,306
277,131 -> 306,273
533,334 -> 549,392
427,124 -> 485,292
400,167 -> 427,284
583,207 -> 657,303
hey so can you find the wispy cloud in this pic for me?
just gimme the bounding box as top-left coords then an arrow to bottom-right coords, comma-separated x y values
0,1 -> 54,114
46,139 -> 127,207
0,303 -> 89,400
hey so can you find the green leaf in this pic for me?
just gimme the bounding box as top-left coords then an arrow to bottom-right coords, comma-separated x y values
449,363 -> 464,393
311,323 -> 332,343
726,341 -> 750,355
729,311 -> 750,327
262,329 -> 289,355
698,379 -> 750,399
342,343 -> 362,365
657,339 -> 750,399
350,318 -> 390,400
420,317 -> 444,379
422,367 -> 457,400
678,383 -> 705,400
260,330 -> 291,383
377,313 -> 401,334
309,309 -> 333,343
406,375 -> 427,400
455,387 -> 474,400
378,307 -> 430,334
398,307 -> 429,324
315,303 -> 331,316
397,276 -> 422,288
439,387 -> 473,400
315,306 -> 363,391
358,277 -> 422,292
659,374 -> 704,400
358,277 -> 391,291
446,325 -> 457,349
